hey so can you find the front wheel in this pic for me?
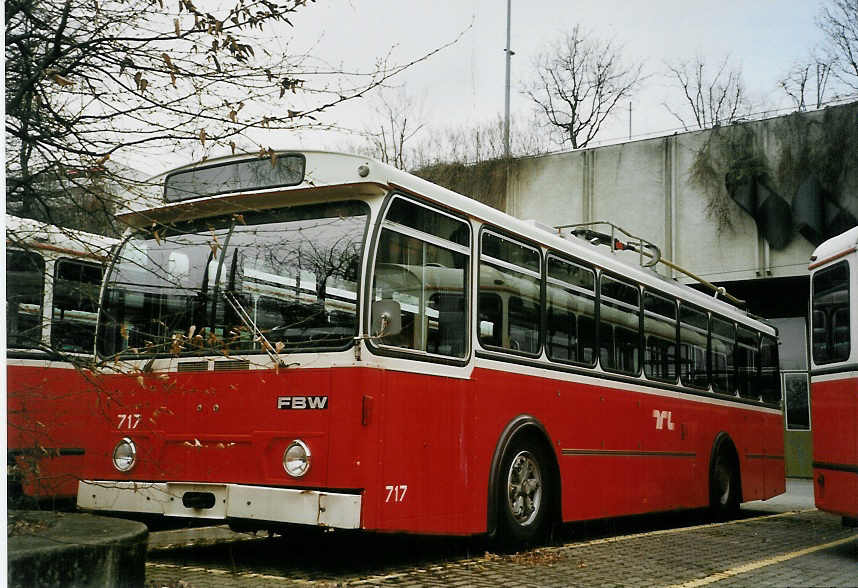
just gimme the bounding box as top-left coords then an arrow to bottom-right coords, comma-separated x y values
497,439 -> 552,548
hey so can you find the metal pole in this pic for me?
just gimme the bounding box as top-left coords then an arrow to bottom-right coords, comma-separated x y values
504,0 -> 512,159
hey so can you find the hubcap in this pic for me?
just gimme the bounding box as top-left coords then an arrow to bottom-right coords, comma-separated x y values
506,450 -> 543,526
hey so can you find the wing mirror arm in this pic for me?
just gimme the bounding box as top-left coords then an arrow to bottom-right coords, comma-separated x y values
354,300 -> 402,361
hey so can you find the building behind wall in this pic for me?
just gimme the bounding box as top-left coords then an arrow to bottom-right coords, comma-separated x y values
420,101 -> 858,477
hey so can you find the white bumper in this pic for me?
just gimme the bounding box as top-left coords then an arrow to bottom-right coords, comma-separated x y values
78,480 -> 362,529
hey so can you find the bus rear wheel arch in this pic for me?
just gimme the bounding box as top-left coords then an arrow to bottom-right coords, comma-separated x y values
709,433 -> 741,521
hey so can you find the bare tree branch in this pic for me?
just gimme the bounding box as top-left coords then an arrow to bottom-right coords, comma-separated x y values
663,55 -> 751,131
522,25 -> 643,149
5,0 -> 460,234
818,0 -> 858,91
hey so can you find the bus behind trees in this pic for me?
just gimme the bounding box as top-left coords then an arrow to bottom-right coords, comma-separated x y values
809,226 -> 858,526
7,215 -> 117,501
76,151 -> 784,544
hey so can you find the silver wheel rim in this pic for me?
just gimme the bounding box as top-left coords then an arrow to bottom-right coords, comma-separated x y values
506,450 -> 543,526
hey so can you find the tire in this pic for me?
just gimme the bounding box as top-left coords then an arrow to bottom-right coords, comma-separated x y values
496,437 -> 552,549
709,449 -> 740,521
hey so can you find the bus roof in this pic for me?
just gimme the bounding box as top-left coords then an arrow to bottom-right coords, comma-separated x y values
809,226 -> 858,271
5,214 -> 118,261
116,150 -> 775,334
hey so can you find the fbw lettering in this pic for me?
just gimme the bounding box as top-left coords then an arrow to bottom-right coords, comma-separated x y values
277,396 -> 328,410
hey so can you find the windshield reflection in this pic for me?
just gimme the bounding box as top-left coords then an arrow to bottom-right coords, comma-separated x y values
98,201 -> 368,358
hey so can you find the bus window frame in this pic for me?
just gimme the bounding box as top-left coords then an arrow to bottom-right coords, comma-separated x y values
811,259 -> 851,366
6,247 -> 48,351
50,257 -> 103,355
678,301 -> 710,390
642,287 -> 679,384
477,225 -> 544,359
759,333 -> 782,404
735,324 -> 761,401
544,252 -> 597,369
365,192 -> 473,367
709,313 -> 737,397
597,270 -> 642,378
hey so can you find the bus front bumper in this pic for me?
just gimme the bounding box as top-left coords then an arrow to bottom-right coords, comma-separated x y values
77,480 -> 362,529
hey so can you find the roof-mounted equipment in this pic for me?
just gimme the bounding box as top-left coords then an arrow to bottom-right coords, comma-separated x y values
556,221 -> 745,308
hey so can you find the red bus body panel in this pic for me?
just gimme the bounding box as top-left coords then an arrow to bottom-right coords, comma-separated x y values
81,363 -> 784,535
811,374 -> 858,518
8,362 -> 99,498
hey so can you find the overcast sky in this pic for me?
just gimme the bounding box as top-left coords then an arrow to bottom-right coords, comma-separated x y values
265,0 -> 829,153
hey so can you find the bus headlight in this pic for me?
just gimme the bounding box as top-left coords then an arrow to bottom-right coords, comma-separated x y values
283,440 -> 311,478
112,437 -> 137,472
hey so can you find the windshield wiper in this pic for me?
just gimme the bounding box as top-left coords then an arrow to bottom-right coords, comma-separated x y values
222,290 -> 287,368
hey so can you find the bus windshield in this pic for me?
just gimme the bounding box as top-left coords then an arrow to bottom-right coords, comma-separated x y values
98,201 -> 368,358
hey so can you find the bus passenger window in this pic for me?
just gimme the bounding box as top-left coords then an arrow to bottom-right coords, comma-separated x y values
710,316 -> 735,395
509,296 -> 539,351
428,293 -> 466,356
372,197 -> 470,358
759,335 -> 780,404
736,326 -> 759,399
51,259 -> 103,353
679,304 -> 708,389
643,292 -> 677,383
811,260 -> 850,364
479,231 -> 541,355
7,250 -> 45,349
546,256 -> 596,367
478,293 -> 503,347
599,275 -> 640,375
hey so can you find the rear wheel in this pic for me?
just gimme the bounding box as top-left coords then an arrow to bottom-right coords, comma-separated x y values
496,438 -> 552,548
709,450 -> 740,520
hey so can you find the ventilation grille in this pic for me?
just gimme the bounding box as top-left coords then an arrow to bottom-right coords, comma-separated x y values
177,361 -> 209,372
213,360 -> 250,372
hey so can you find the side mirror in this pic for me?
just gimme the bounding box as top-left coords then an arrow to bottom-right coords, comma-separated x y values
371,300 -> 402,338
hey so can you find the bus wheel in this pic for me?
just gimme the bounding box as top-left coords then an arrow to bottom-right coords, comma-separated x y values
497,438 -> 551,548
709,450 -> 740,520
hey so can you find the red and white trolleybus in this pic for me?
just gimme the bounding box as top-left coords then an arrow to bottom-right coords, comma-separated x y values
7,215 -> 117,500
77,151 -> 784,544
809,226 -> 858,526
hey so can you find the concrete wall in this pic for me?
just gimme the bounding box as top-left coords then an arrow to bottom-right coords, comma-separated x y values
507,102 -> 858,286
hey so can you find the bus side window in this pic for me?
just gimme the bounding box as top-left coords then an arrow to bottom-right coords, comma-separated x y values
479,231 -> 541,355
428,293 -> 466,356
760,335 -> 781,404
478,293 -> 503,347
7,250 -> 46,349
372,197 -> 470,358
51,258 -> 103,353
811,260 -> 850,364
736,326 -> 760,399
599,275 -> 640,375
546,255 -> 596,367
832,308 -> 850,360
710,316 -> 735,395
643,291 -> 677,383
679,304 -> 708,389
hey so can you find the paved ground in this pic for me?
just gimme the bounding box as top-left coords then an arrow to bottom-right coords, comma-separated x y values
145,480 -> 857,587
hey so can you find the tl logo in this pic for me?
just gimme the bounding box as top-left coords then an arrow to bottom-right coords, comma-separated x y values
653,409 -> 675,431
